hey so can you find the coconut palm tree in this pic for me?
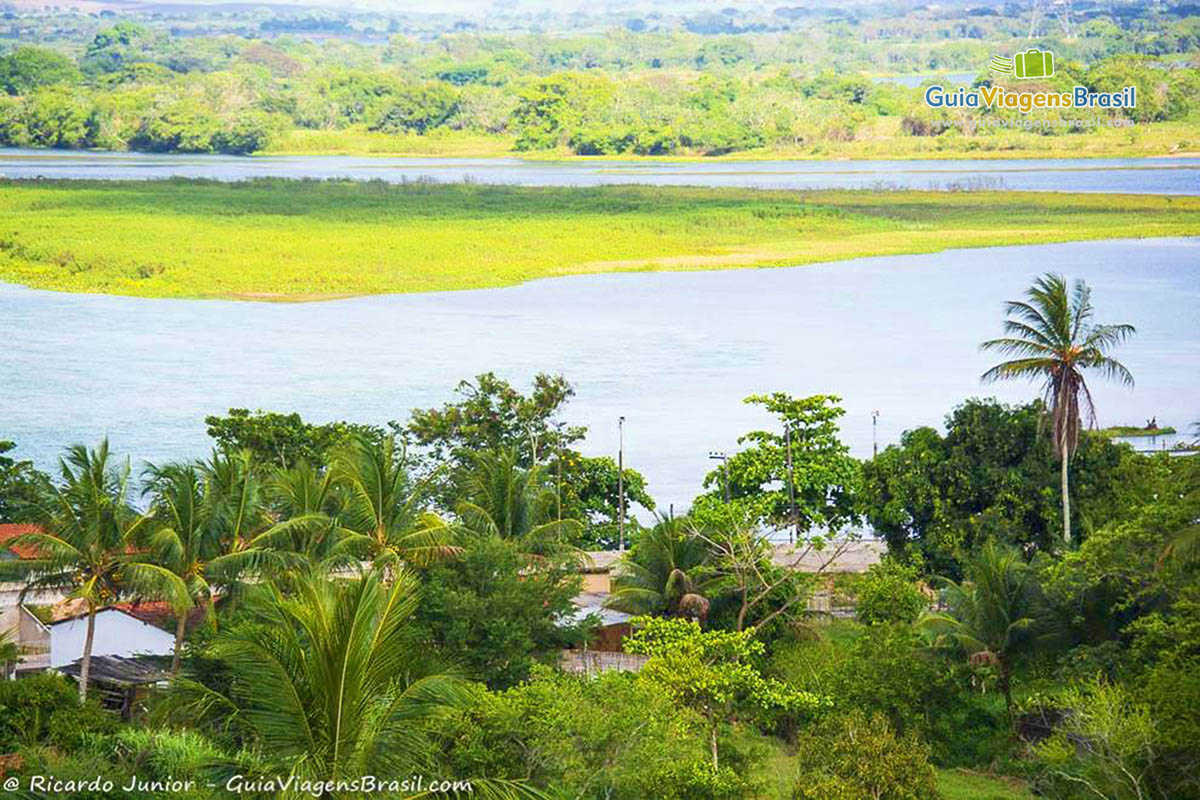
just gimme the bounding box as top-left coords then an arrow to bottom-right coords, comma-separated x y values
329,435 -> 460,575
161,570 -> 542,799
204,448 -> 272,551
249,459 -> 347,569
981,274 -> 1135,545
0,441 -> 172,700
606,515 -> 714,620
918,541 -> 1051,719
161,571 -> 463,778
456,448 -> 581,556
138,460 -> 270,675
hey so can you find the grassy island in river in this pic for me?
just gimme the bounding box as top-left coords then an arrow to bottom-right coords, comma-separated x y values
0,179 -> 1196,300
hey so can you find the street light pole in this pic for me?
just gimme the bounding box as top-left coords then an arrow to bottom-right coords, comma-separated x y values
785,424 -> 798,545
553,420 -> 565,522
618,416 -> 626,552
872,410 -> 880,458
708,451 -> 730,504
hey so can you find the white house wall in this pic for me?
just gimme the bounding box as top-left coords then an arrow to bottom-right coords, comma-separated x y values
49,609 -> 175,668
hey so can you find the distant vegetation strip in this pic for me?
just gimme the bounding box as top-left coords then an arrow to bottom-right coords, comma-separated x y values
1100,425 -> 1178,437
261,119 -> 1200,161
0,179 -> 1196,300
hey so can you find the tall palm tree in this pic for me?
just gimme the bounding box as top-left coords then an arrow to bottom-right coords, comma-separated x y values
981,274 -> 1135,545
138,460 -> 267,675
605,515 -> 713,620
0,441 -> 171,700
330,435 -> 460,575
456,448 -> 581,555
918,541 -> 1051,718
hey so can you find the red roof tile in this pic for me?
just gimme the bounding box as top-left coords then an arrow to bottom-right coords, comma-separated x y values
0,523 -> 44,560
114,600 -> 211,629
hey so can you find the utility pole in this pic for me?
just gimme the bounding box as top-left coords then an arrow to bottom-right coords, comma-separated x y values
709,451 -> 730,503
872,410 -> 880,458
554,420 -> 565,521
618,416 -> 626,551
785,424 -> 798,545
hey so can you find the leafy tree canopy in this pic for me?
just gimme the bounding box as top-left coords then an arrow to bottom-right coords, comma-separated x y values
861,398 -> 1140,576
691,393 -> 860,536
204,408 -> 384,470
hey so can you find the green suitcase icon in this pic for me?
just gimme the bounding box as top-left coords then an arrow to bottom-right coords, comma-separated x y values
1014,49 -> 1054,79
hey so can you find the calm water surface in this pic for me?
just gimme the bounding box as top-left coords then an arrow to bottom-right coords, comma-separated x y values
872,71 -> 977,87
2,238 -> 1196,512
1,149 -> 1198,194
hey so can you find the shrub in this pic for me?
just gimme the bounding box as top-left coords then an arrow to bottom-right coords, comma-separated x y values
856,560 -> 929,625
1138,658 -> 1200,799
789,711 -> 941,800
770,622 -> 1008,768
0,673 -> 114,751
437,668 -> 758,800
212,111 -> 280,155
1033,678 -> 1163,800
111,728 -> 225,797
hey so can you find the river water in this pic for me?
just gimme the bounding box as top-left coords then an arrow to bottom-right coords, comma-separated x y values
1,149 -> 1198,194
2,237 -> 1196,512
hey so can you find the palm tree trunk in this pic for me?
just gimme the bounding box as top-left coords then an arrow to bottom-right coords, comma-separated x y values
79,605 -> 96,702
1000,664 -> 1016,735
171,611 -> 188,676
710,720 -> 720,771
1060,431 -> 1071,546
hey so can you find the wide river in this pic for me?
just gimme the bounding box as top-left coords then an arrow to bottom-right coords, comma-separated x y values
2,237 -> 1196,513
1,149 -> 1198,193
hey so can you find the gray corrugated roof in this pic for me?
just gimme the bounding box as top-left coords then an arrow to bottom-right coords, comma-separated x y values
563,591 -> 633,627
769,540 -> 886,573
583,540 -> 885,575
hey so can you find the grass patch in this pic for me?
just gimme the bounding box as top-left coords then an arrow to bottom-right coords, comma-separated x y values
0,179 -> 1196,300
1099,425 -> 1178,437
263,120 -> 1199,161
937,768 -> 1035,800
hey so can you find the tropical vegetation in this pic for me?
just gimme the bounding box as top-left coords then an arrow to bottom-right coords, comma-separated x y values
0,280 -> 1196,799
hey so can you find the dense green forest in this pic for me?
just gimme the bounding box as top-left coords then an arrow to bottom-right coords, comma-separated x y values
0,1 -> 1197,157
1,275 -> 1198,799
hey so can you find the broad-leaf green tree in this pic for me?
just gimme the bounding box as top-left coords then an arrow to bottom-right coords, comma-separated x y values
690,393 -> 860,537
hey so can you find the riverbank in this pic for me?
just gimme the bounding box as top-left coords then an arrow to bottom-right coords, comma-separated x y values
0,180 -> 1197,300
261,119 -> 1200,161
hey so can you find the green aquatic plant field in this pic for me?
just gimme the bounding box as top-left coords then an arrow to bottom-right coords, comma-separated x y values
0,179 -> 1197,300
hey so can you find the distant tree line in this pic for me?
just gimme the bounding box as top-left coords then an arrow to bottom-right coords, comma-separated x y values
0,19 -> 1196,155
